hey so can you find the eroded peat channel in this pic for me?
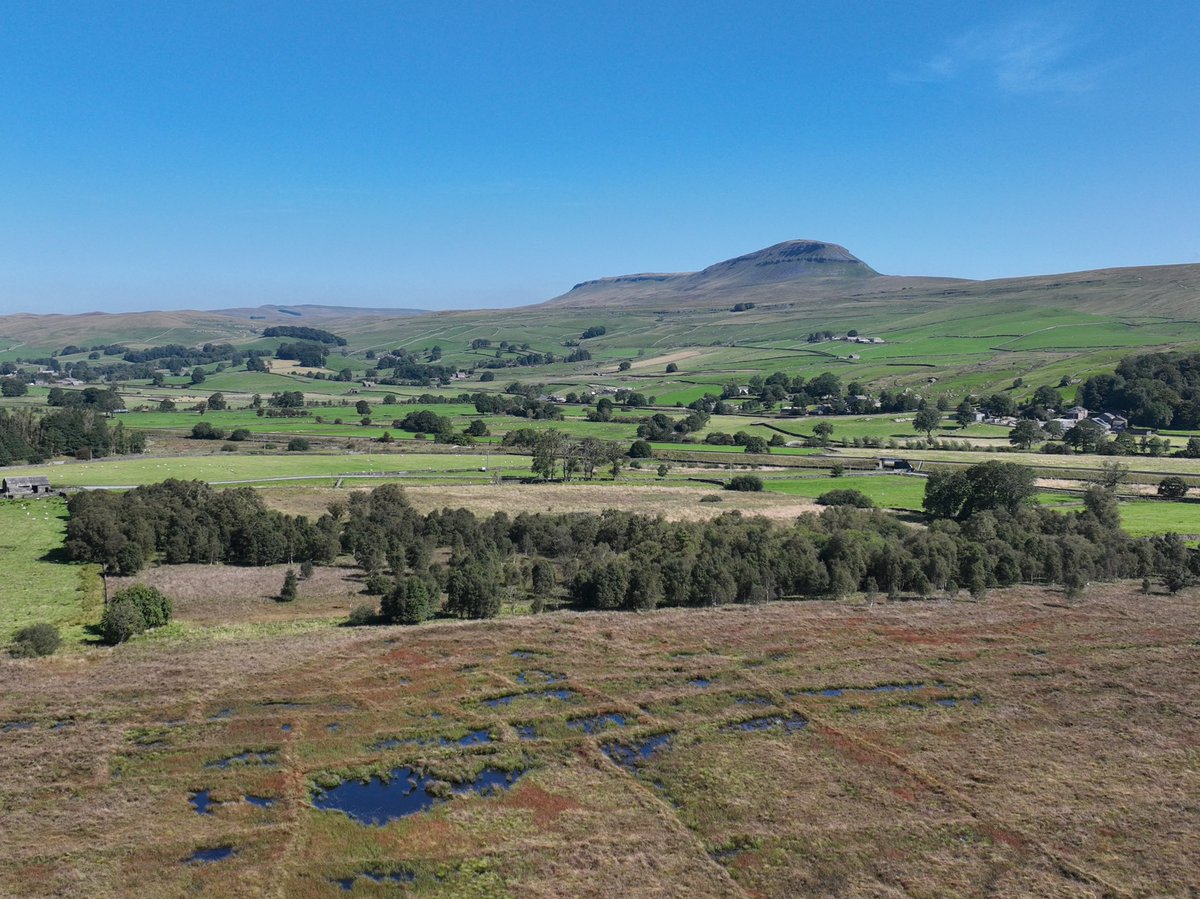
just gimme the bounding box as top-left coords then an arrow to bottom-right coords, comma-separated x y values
1,586 -> 1198,897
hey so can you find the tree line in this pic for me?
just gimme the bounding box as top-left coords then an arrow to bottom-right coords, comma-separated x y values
63,468 -> 1199,629
1078,351 -> 1200,429
0,407 -> 144,465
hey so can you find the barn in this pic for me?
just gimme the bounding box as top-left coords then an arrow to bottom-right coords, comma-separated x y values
0,476 -> 54,499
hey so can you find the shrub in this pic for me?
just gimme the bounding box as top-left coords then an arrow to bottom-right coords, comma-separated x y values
100,598 -> 146,644
699,494 -> 723,503
299,560 -> 314,579
816,488 -> 876,508
10,622 -> 61,658
279,569 -> 299,602
110,585 -> 172,628
191,422 -> 225,440
229,429 -> 250,441
741,436 -> 769,454
725,475 -> 764,492
220,443 -> 238,452
665,362 -> 679,373
381,576 -> 435,625
287,437 -> 310,452
364,573 -> 392,595
347,602 -> 376,626
1158,476 -> 1189,498
628,439 -> 653,458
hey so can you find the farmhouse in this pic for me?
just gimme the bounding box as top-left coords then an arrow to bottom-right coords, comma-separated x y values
1092,412 -> 1128,433
1,476 -> 54,499
878,457 -> 913,472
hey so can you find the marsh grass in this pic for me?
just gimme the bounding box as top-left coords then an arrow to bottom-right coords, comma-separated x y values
0,585 -> 1196,896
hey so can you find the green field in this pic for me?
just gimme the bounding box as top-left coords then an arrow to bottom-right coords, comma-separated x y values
4,452 -> 529,487
1118,500 -> 1200,537
0,500 -> 101,644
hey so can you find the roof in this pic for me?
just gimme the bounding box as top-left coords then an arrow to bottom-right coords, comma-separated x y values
2,476 -> 51,488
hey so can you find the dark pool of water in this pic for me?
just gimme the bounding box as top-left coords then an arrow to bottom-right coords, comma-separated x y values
933,696 -> 983,708
484,688 -> 575,708
515,725 -> 538,741
245,795 -> 275,808
730,714 -> 808,733
734,695 -> 772,706
602,733 -> 674,772
567,713 -> 627,734
204,750 -> 277,770
511,650 -> 535,659
1,720 -> 34,733
326,723 -> 341,733
280,724 -> 292,733
312,765 -> 527,826
189,790 -> 216,815
373,729 -> 491,751
312,767 -> 440,824
451,767 -> 525,795
515,670 -> 564,685
688,678 -> 712,688
331,869 -> 415,891
208,708 -> 234,721
184,846 -> 234,864
457,729 -> 491,746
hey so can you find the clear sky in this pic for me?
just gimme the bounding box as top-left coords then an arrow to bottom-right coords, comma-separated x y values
1,1 -> 1197,313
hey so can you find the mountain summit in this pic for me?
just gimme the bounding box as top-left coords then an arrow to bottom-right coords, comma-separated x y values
542,239 -> 945,309
683,239 -> 877,287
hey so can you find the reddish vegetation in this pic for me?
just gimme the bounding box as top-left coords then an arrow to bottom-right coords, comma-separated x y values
983,825 -> 1028,850
0,583 -> 1196,897
501,783 -> 581,827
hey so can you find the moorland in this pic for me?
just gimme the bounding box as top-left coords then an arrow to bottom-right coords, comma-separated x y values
2,240 -> 1199,897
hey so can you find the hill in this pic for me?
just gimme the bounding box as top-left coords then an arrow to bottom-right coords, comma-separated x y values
544,239 -> 1200,318
546,239 -> 967,309
2,242 -> 1198,400
0,304 -> 426,357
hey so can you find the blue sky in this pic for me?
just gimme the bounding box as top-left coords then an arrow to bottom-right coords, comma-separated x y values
1,1 -> 1197,312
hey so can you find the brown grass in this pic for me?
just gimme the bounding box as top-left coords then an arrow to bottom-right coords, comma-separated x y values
1,584 -> 1197,897
108,563 -> 367,624
261,483 -> 822,522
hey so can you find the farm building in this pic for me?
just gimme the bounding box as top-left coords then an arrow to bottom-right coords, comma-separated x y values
1,476 -> 55,499
877,457 -> 914,472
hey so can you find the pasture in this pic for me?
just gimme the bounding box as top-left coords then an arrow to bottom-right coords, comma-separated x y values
0,500 -> 102,645
0,585 -> 1195,897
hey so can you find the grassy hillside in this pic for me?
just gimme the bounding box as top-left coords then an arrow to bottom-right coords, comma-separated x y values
3,255 -> 1199,401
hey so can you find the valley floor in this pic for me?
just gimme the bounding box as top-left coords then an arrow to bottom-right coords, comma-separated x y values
1,585 -> 1196,897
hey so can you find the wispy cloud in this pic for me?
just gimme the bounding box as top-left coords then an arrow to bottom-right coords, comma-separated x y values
896,14 -> 1106,96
